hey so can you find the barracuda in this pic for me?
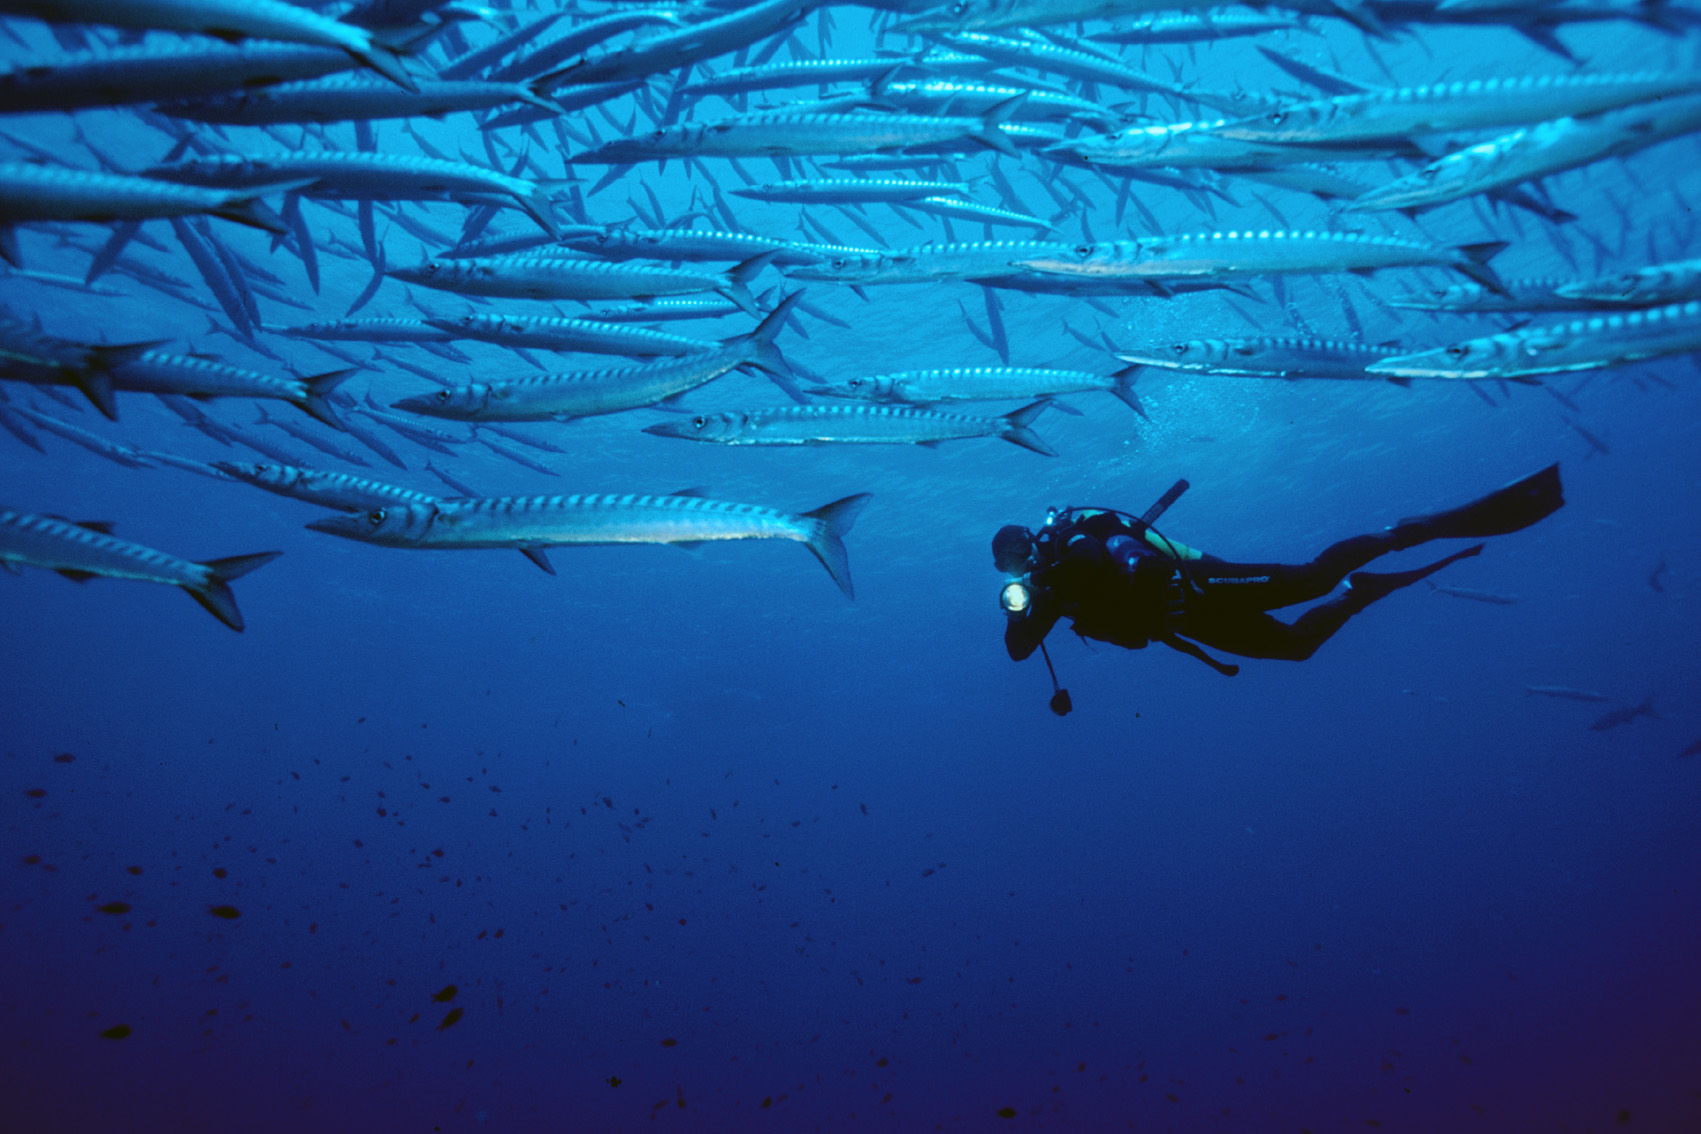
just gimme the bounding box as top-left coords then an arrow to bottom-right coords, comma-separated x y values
1215,71 -> 1701,148
1015,230 -> 1509,292
1366,300 -> 1701,381
731,178 -> 972,205
305,488 -> 873,598
424,313 -> 715,357
1347,94 -> 1701,215
679,55 -> 931,96
0,508 -> 278,631
1044,117 -> 1382,171
1557,258 -> 1701,306
389,250 -> 774,311
0,0 -> 414,90
158,77 -> 558,126
554,226 -> 823,266
213,461 -> 444,512
543,0 -> 822,88
570,100 -> 1029,163
785,239 -> 1071,286
275,318 -> 454,344
940,30 -> 1192,99
143,152 -> 560,234
807,366 -> 1141,413
397,296 -> 800,421
104,352 -> 353,429
0,162 -> 297,239
0,42 -> 364,115
1114,337 -> 1420,383
642,401 -> 1056,455
904,196 -> 1055,234
820,79 -> 1122,129
1091,11 -> 1314,45
1387,277 -> 1613,313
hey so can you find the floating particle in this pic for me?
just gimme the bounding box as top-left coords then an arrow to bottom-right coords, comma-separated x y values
208,905 -> 241,920
100,1025 -> 131,1040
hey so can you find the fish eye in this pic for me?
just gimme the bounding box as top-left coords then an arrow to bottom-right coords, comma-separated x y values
1446,344 -> 1468,358
831,257 -> 847,268
423,264 -> 438,276
1267,110 -> 1286,125
847,378 -> 863,389
650,129 -> 666,140
1074,244 -> 1092,255
435,390 -> 452,401
692,416 -> 707,429
368,510 -> 387,526
1171,343 -> 1188,355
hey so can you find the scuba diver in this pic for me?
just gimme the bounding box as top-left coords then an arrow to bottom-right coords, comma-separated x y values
992,465 -> 1564,714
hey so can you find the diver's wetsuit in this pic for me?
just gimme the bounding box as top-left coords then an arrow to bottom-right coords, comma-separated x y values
1001,464 -> 1564,670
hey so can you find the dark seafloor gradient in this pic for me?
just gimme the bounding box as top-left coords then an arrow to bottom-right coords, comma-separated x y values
2,3 -> 1699,1132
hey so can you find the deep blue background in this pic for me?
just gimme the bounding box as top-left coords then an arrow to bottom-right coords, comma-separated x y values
2,4 -> 1699,1131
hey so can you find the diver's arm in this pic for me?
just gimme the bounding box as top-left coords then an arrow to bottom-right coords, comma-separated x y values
1005,598 -> 1061,661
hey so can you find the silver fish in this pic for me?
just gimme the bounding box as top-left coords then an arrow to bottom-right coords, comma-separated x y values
1115,337 -> 1417,383
424,313 -> 716,357
0,42 -> 363,115
0,508 -> 278,631
0,162 -> 296,236
305,488 -> 872,598
642,401 -> 1056,455
396,294 -> 801,421
213,461 -> 443,512
158,77 -> 557,126
389,250 -> 773,310
808,366 -> 1140,413
1367,300 -> 1701,381
1556,257 -> 1701,307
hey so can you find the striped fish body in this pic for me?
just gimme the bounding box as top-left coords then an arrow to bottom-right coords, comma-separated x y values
158,78 -> 552,126
681,55 -> 927,96
1093,11 -> 1309,44
1,0 -> 378,56
812,366 -> 1127,406
397,344 -> 760,421
106,351 -> 308,401
426,313 -> 714,356
906,196 -> 1052,233
868,80 -> 1119,127
305,489 -> 874,597
576,109 -> 1017,162
0,315 -> 95,385
0,162 -> 276,224
787,239 -> 1070,285
390,256 -> 736,302
212,461 -> 441,511
1,509 -> 211,588
1350,96 -> 1701,214
0,42 -> 359,114
1387,277 -> 1603,312
1116,338 -> 1410,380
1017,230 -> 1497,282
0,507 -> 278,630
335,493 -> 819,548
545,0 -> 820,87
1218,72 -> 1701,147
277,318 -> 452,343
940,30 -> 1183,96
583,297 -> 751,322
556,227 -> 799,264
145,152 -> 551,230
1367,300 -> 1701,380
1558,258 -> 1701,306
902,0 -> 1200,32
732,178 -> 971,205
642,401 -> 1054,453
1051,119 -> 1375,170
490,10 -> 685,83
9,405 -> 152,466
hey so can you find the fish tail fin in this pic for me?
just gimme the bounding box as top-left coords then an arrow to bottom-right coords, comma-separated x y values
300,369 -> 359,431
353,45 -> 418,93
1455,240 -> 1510,296
187,551 -> 282,632
1002,400 -> 1057,456
742,290 -> 806,399
802,492 -> 873,599
1110,366 -> 1147,417
723,249 -> 780,316
972,93 -> 1028,158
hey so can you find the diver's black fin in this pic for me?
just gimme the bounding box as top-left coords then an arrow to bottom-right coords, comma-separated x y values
1391,464 -> 1563,548
1348,544 -> 1484,605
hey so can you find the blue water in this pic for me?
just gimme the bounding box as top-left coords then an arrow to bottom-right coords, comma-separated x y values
3,4 -> 1700,1131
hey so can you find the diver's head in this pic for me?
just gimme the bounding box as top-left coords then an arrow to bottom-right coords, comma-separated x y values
992,524 -> 1035,575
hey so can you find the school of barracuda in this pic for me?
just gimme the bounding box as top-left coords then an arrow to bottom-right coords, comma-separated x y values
0,0 -> 1697,626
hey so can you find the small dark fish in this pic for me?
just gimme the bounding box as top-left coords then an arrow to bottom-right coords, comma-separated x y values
96,901 -> 131,915
208,905 -> 241,919
1676,737 -> 1701,759
431,985 -> 457,1003
1589,698 -> 1657,732
1428,582 -> 1519,604
101,1025 -> 132,1040
1525,685 -> 1609,702
53,752 -> 74,762
1647,557 -> 1667,593
436,1007 -> 464,1031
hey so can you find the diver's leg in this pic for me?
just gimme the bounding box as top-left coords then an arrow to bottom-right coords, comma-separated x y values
1180,545 -> 1484,660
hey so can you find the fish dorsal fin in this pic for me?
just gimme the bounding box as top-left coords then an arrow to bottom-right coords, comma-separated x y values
667,486 -> 708,498
74,520 -> 115,534
518,547 -> 555,575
